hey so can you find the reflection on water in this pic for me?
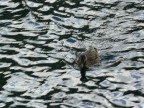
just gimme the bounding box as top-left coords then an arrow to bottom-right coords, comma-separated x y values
0,0 -> 144,107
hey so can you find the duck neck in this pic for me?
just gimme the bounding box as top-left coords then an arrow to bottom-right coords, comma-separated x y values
80,67 -> 86,79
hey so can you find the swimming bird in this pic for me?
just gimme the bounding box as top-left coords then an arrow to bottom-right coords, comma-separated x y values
76,46 -> 100,82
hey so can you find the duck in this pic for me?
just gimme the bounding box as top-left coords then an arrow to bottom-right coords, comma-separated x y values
76,46 -> 100,82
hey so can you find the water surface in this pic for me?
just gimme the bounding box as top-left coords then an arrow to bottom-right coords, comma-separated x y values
0,0 -> 144,107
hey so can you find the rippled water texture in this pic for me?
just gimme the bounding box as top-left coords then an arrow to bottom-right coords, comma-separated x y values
0,0 -> 144,107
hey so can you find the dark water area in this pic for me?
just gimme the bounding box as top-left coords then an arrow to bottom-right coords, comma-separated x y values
0,0 -> 144,107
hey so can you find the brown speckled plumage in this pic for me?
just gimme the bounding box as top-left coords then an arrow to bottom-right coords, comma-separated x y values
77,46 -> 100,68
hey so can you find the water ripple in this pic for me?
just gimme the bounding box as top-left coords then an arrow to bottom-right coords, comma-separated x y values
0,0 -> 144,107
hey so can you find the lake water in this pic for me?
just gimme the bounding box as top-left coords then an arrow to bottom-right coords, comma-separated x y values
0,0 -> 144,108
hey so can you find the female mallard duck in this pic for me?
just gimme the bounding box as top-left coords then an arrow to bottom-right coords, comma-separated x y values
76,46 -> 100,82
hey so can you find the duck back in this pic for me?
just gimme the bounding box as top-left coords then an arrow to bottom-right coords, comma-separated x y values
85,47 -> 100,67
76,47 -> 100,68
